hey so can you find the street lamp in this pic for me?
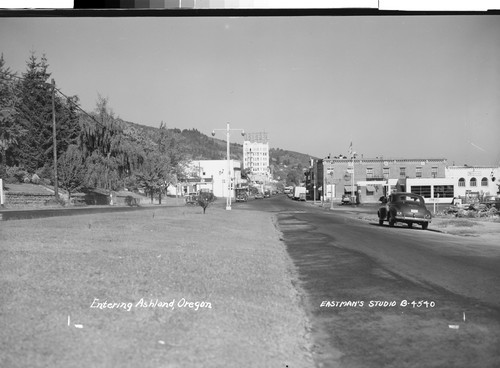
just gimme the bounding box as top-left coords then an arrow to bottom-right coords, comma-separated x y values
329,171 -> 334,210
212,122 -> 245,210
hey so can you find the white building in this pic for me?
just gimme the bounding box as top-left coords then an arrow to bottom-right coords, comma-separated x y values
243,132 -> 270,183
445,166 -> 500,198
183,160 -> 243,199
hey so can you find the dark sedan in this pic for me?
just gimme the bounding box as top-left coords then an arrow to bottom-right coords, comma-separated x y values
378,192 -> 432,229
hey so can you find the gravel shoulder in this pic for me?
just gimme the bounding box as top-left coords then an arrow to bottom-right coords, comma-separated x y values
0,204 -> 315,368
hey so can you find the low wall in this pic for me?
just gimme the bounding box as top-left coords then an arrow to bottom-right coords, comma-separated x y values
5,192 -> 55,208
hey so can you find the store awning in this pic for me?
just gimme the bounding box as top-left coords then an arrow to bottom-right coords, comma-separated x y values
366,186 -> 376,192
387,179 -> 398,187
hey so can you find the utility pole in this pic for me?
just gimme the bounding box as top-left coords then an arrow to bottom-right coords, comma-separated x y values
52,79 -> 59,199
212,123 -> 245,210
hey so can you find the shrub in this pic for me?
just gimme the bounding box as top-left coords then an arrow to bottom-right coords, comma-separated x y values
5,166 -> 29,183
31,174 -> 41,184
197,192 -> 217,214
44,197 -> 66,207
124,196 -> 139,206
35,165 -> 53,184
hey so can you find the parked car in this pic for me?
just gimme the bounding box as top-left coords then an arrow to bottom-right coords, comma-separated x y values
254,192 -> 264,199
378,192 -> 432,229
341,194 -> 352,205
235,188 -> 248,202
184,193 -> 198,206
264,190 -> 271,198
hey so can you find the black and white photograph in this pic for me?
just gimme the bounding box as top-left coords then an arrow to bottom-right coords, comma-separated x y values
1,2 -> 500,367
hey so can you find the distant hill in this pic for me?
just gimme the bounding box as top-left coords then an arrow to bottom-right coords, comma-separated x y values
122,121 -> 317,185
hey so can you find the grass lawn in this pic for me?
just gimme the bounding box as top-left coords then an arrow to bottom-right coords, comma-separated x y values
0,206 -> 314,368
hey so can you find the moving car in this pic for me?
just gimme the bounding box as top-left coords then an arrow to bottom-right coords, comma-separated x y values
254,192 -> 264,199
378,192 -> 432,230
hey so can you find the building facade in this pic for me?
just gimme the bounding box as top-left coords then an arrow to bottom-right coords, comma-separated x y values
181,160 -> 243,199
445,166 -> 500,198
243,132 -> 270,183
313,157 -> 450,203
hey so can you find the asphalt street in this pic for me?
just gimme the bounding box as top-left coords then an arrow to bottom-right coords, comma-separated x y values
234,195 -> 500,368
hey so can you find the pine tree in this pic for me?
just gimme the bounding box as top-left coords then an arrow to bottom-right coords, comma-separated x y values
11,52 -> 53,172
0,54 -> 26,177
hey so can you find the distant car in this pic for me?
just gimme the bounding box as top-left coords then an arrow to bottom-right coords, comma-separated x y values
235,188 -> 248,202
341,194 -> 352,205
264,190 -> 271,198
254,193 -> 264,199
378,192 -> 432,230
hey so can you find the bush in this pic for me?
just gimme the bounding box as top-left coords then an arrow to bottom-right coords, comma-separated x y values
5,166 -> 29,183
44,197 -> 66,207
197,192 -> 217,214
124,196 -> 139,206
35,165 -> 53,184
31,174 -> 40,184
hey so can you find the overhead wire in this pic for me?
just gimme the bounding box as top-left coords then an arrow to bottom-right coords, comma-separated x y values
0,73 -> 104,128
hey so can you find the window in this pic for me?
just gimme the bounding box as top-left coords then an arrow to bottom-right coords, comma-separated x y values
470,177 -> 477,187
481,177 -> 488,186
458,178 -> 465,187
411,185 -> 431,198
433,185 -> 454,198
366,168 -> 373,179
431,167 -> 438,178
400,167 -> 406,178
416,167 -> 422,178
383,167 -> 390,179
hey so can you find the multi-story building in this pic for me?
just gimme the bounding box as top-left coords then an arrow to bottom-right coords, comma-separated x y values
312,157 -> 452,203
243,132 -> 270,183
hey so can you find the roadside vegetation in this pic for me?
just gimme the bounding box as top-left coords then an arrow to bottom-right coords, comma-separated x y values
1,51 -> 315,204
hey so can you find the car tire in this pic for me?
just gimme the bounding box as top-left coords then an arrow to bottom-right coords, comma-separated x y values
408,222 -> 413,228
422,222 -> 428,230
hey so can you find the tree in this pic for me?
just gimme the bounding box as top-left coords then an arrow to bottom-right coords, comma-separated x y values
136,151 -> 171,204
79,95 -> 146,190
0,54 -> 29,178
58,145 -> 85,204
11,52 -> 53,172
197,191 -> 217,214
83,151 -> 120,190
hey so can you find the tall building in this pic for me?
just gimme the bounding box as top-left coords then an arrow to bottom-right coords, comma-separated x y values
243,132 -> 270,183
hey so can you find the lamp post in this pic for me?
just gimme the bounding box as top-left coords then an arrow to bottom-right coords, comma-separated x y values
350,150 -> 357,204
330,171 -> 334,210
212,122 -> 245,210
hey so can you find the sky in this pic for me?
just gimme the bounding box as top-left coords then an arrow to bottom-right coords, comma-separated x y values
1,14 -> 499,166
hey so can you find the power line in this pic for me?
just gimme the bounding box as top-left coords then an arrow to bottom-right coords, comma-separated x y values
0,73 -> 104,128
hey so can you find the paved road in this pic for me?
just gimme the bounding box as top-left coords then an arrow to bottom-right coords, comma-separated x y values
234,195 -> 500,368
